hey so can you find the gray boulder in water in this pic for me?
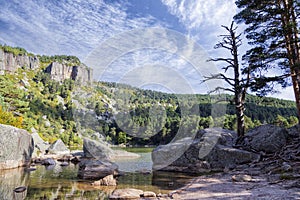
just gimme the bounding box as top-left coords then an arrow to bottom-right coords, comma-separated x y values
0,124 -> 34,169
83,138 -> 114,160
152,128 -> 259,173
78,160 -> 118,180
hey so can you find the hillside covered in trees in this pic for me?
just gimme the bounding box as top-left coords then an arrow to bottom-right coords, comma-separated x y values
0,45 -> 298,147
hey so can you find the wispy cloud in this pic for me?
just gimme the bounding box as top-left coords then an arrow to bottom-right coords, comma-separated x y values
0,0 -> 160,59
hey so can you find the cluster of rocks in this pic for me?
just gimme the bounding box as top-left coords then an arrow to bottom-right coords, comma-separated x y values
152,124 -> 296,174
1,121 -> 299,199
152,127 -> 258,173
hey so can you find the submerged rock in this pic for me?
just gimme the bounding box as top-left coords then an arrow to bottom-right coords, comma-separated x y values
78,160 -> 118,180
152,128 -> 259,173
91,174 -> 117,186
0,124 -> 34,169
109,188 -> 144,200
41,158 -> 56,166
13,186 -> 27,193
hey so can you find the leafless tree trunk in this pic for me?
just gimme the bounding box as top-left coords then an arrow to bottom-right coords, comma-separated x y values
205,22 -> 250,139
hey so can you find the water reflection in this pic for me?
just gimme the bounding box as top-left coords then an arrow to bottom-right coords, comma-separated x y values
26,162 -> 115,199
0,150 -> 195,199
0,167 -> 29,200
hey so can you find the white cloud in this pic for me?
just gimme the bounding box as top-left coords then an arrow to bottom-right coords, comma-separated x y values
161,0 -> 236,30
161,0 -> 237,52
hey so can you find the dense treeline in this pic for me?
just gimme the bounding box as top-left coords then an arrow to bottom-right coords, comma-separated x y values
0,44 -> 31,56
94,82 -> 298,145
38,55 -> 81,66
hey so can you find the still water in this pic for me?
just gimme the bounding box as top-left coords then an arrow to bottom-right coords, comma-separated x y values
0,148 -> 195,200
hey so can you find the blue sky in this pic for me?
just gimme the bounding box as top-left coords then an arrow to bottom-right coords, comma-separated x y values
0,0 -> 295,100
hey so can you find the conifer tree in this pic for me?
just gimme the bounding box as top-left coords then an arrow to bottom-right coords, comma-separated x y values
234,0 -> 300,120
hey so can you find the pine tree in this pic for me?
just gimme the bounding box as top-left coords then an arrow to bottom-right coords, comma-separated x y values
234,0 -> 300,120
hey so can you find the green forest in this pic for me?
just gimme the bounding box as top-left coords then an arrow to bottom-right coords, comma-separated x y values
0,44 -> 298,147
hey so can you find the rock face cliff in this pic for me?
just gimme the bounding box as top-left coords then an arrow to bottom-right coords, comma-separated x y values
0,48 -> 93,84
0,49 -> 39,74
45,62 -> 93,85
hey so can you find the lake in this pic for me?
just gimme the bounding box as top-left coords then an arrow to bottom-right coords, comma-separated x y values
0,148 -> 195,199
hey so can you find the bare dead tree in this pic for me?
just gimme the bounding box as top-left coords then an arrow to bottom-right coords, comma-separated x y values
204,22 -> 250,140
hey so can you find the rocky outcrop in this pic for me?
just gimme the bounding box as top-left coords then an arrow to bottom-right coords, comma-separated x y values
71,65 -> 93,85
47,139 -> 70,155
45,62 -> 92,85
0,49 -> 39,74
78,160 -> 118,180
152,128 -> 259,173
240,124 -> 288,154
0,124 -> 34,169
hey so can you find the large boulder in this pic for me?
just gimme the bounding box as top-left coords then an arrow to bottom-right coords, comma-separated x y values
241,124 -> 288,154
0,124 -> 34,169
47,139 -> 70,155
78,160 -> 118,180
152,128 -> 259,173
83,138 -> 114,160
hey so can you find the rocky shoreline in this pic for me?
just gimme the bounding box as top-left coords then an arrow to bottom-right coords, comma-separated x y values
1,123 -> 300,199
